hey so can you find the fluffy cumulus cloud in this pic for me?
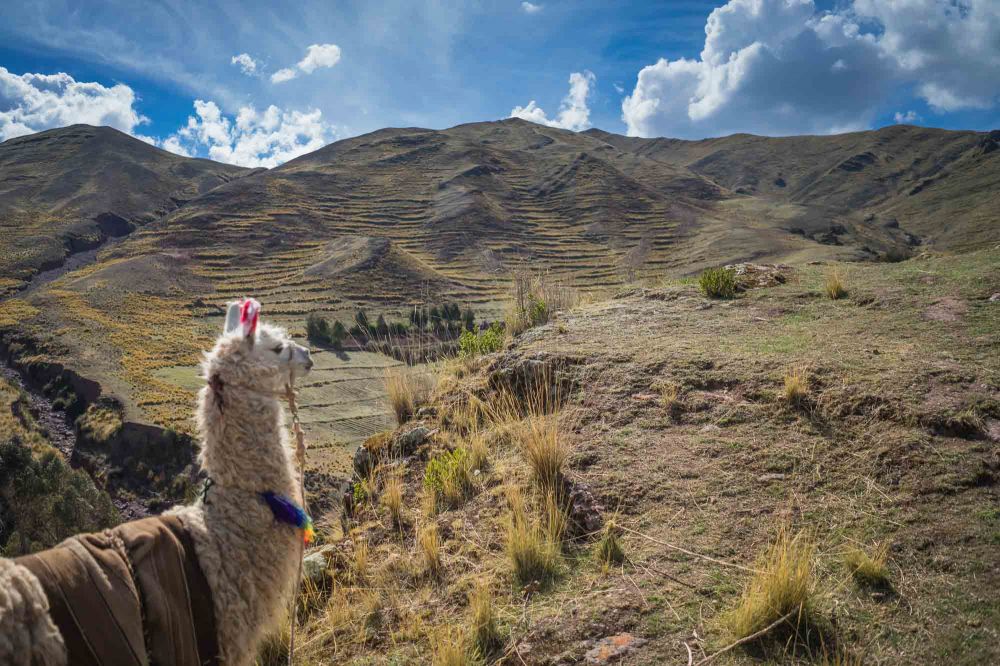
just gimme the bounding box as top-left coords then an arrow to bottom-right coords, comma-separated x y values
231,53 -> 258,76
510,70 -> 595,131
0,66 -> 148,141
271,43 -> 342,83
894,110 -> 920,124
162,100 -> 333,167
622,0 -> 1000,138
521,2 -> 542,14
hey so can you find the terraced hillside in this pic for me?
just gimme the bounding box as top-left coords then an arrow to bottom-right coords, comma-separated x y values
0,119 -> 998,496
0,125 -> 250,296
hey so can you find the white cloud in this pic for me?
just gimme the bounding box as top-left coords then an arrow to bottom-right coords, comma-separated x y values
0,66 -> 149,141
521,2 -> 542,14
271,43 -> 342,83
622,0 -> 1000,138
893,110 -> 920,124
510,70 -> 596,131
231,53 -> 258,76
163,99 -> 333,167
270,68 -> 298,84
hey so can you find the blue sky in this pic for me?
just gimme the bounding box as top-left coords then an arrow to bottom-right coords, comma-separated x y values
2,1 -> 998,166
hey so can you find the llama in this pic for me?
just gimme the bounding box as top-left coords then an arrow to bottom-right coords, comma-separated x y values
0,298 -> 314,666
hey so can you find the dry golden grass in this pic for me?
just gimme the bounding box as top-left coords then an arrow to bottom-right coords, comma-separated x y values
515,416 -> 568,494
468,583 -> 504,659
431,628 -> 474,666
352,537 -> 370,583
844,541 -> 890,587
505,489 -> 561,586
726,528 -> 815,639
543,492 -> 569,547
825,271 -> 847,300
418,523 -> 443,578
384,369 -> 435,425
819,647 -> 866,665
468,430 -> 490,473
783,367 -> 809,406
505,269 -> 580,336
382,474 -> 404,528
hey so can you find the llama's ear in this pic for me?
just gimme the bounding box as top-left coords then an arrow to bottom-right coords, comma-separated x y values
224,301 -> 242,335
240,298 -> 261,340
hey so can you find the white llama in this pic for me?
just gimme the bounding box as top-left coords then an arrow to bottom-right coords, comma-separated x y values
0,298 -> 314,666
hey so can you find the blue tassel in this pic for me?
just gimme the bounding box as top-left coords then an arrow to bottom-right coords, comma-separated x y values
260,491 -> 315,544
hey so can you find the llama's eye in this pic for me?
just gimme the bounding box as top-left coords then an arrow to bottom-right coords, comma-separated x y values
271,344 -> 284,354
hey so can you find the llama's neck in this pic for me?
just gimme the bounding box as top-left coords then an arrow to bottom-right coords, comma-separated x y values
198,388 -> 298,498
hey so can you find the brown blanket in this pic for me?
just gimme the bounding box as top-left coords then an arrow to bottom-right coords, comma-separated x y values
16,515 -> 218,666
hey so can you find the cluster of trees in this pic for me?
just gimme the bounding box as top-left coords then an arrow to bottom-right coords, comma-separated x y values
306,303 -> 477,348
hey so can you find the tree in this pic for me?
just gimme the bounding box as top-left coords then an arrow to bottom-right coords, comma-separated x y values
376,314 -> 389,338
331,320 -> 347,349
306,313 -> 332,344
462,308 -> 475,332
355,309 -> 370,333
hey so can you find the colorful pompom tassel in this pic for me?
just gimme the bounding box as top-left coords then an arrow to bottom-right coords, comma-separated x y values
260,491 -> 315,545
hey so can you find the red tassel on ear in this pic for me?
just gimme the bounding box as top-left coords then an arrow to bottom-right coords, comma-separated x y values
240,298 -> 261,338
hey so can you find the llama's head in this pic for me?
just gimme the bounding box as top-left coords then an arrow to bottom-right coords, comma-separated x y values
202,298 -> 314,395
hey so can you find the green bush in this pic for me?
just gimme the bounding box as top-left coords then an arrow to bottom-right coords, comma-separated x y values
459,322 -> 505,358
424,448 -> 474,509
0,438 -> 119,555
699,267 -> 738,299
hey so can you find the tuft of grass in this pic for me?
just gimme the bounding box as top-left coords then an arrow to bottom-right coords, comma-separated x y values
469,583 -> 505,659
515,416 -> 568,494
431,628 -> 477,666
844,542 -> 890,588
783,367 -> 809,406
824,271 -> 847,300
505,490 -> 561,587
595,519 -> 626,570
382,474 -> 404,528
699,266 -> 738,299
505,269 -> 579,335
418,523 -> 443,578
659,382 -> 681,418
726,528 -> 815,639
543,492 -> 569,547
384,369 -> 434,425
352,537 -> 370,583
468,431 -> 490,474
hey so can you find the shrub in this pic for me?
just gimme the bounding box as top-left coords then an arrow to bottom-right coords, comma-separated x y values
825,271 -> 847,300
458,322 -> 504,358
699,267 -> 738,299
725,529 -> 815,639
0,438 -> 119,555
783,367 -> 809,406
424,448 -> 474,510
844,542 -> 890,587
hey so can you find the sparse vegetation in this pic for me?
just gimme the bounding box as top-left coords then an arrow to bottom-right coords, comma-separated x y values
699,266 -> 738,299
458,322 -> 505,357
725,529 -> 815,640
825,271 -> 847,299
382,474 -> 404,528
506,269 -> 579,335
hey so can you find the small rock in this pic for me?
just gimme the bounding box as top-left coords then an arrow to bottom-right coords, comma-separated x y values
584,633 -> 648,664
700,424 -> 721,433
989,293 -> 1000,302
759,473 -> 786,482
302,544 -> 338,586
395,425 -> 432,456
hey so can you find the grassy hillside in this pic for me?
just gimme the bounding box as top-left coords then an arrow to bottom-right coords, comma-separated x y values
280,249 -> 999,665
0,125 -> 249,295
